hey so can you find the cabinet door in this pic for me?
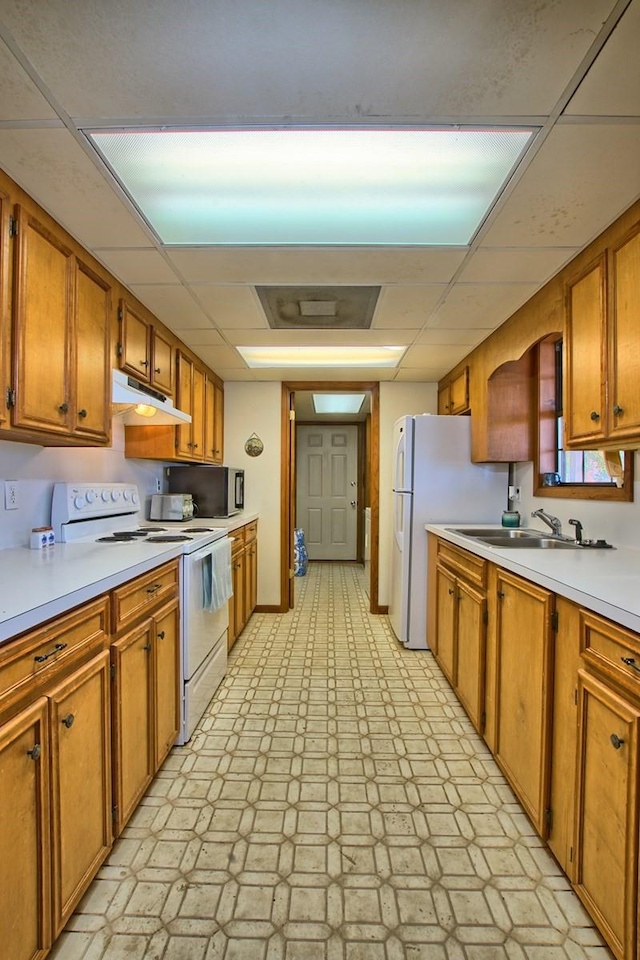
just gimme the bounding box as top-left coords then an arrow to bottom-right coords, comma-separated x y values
111,623 -> 154,835
191,363 -> 206,460
12,206 -> 73,435
204,375 -> 223,464
153,599 -> 180,768
564,255 -> 607,446
49,651 -> 112,936
573,670 -> 640,960
73,259 -> 111,443
151,327 -> 174,397
608,223 -> 640,442
175,352 -> 194,458
233,548 -> 246,640
437,385 -> 450,415
449,367 -> 469,414
213,381 -> 224,463
119,300 -> 151,382
0,187 -> 9,430
493,570 -> 554,836
243,540 -> 258,625
0,698 -> 51,960
434,563 -> 457,686
455,579 -> 486,734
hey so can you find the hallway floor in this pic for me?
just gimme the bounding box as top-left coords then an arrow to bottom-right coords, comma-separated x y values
52,563 -> 611,960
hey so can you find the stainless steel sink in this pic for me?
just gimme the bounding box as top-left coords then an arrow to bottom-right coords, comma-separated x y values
471,536 -> 581,549
447,527 -> 540,539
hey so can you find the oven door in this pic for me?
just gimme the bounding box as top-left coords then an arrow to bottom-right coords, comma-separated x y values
179,540 -> 230,742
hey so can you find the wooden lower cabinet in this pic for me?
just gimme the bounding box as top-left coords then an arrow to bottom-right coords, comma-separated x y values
0,698 -> 51,960
49,651 -> 112,936
111,596 -> 180,836
491,569 -> 554,837
228,521 -> 259,652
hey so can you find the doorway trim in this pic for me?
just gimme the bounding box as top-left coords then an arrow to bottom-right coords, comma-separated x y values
281,381 -> 381,613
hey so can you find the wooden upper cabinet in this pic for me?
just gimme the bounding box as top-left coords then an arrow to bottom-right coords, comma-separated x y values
151,327 -> 174,397
175,351 -> 194,459
449,367 -> 469,415
118,300 -> 151,383
437,384 -> 451,415
12,207 -> 74,436
10,206 -> 111,445
118,298 -> 176,399
204,374 -> 223,463
564,254 -> 607,447
0,187 -> 9,430
74,260 -> 110,443
608,223 -> 640,443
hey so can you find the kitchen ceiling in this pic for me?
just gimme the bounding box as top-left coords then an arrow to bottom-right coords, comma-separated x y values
0,0 -> 638,384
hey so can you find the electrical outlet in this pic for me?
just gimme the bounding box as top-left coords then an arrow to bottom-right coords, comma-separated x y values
4,480 -> 19,510
508,485 -> 521,502
155,478 -> 162,493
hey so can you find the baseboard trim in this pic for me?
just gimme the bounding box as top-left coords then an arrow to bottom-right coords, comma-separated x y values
254,604 -> 287,614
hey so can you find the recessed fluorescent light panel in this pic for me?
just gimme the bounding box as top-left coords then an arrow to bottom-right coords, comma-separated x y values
236,346 -> 405,368
313,394 -> 366,414
87,127 -> 534,245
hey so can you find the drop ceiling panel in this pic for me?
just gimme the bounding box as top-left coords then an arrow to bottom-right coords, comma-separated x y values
165,247 -> 467,285
191,286 -> 267,329
0,42 -> 58,120
96,249 -> 179,284
170,328 -> 226,348
394,367 -> 447,382
428,284 -> 539,330
189,345 -> 247,370
0,128 -> 152,247
565,2 -> 640,116
481,124 -> 640,248
400,344 -> 473,369
415,328 -> 494,347
458,248 -> 577,283
127,284 -> 214,330
0,0 -> 616,118
373,286 -> 447,329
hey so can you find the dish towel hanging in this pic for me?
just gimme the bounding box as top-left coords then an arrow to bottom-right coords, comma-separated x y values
203,537 -> 233,612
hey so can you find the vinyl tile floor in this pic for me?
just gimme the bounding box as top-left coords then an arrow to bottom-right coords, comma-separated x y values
52,562 -> 612,960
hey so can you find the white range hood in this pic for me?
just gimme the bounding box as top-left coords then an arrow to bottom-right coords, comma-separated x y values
112,369 -> 192,425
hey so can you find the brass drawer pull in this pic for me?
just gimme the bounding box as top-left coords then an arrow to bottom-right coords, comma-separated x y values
157,630 -> 166,640
78,408 -> 88,418
610,733 -> 625,750
613,404 -> 624,416
34,641 -> 67,663
27,744 -> 41,761
146,584 -> 161,594
61,714 -> 75,729
621,656 -> 640,673
58,402 -> 69,413
590,411 -> 600,421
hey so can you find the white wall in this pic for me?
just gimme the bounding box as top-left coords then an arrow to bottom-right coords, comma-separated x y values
378,382 -> 438,606
0,419 -> 165,548
223,382 -> 283,607
514,454 -> 640,549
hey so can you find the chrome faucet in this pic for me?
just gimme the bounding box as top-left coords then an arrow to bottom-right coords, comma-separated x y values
531,509 -> 563,537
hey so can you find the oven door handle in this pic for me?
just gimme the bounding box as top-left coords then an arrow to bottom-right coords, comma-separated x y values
190,540 -> 228,563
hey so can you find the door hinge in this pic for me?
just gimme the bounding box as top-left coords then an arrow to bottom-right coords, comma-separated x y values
551,610 -> 558,632
9,215 -> 17,237
544,807 -> 553,832
110,663 -> 116,680
6,387 -> 15,408
483,608 -> 488,625
569,845 -> 574,863
289,409 -> 295,421
116,341 -> 123,357
117,307 -> 123,322
574,687 -> 578,706
112,804 -> 118,822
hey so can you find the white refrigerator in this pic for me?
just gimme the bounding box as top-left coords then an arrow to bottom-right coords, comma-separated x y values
389,415 -> 508,650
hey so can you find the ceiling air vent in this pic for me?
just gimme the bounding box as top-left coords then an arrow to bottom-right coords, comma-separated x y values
256,286 -> 380,330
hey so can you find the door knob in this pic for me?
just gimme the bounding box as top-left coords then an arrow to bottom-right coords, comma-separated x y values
350,500 -> 356,507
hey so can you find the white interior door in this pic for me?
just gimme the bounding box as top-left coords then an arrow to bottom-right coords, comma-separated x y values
297,425 -> 358,560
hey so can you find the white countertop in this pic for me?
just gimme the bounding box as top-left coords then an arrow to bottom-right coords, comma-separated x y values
0,512 -> 258,644
427,523 -> 640,635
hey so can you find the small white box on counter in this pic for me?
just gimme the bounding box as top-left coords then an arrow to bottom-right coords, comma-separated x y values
30,527 -> 55,549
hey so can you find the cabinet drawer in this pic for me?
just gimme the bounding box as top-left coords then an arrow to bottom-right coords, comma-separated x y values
0,595 -> 109,715
244,520 -> 258,544
581,609 -> 640,696
436,539 -> 487,588
231,529 -> 245,555
111,561 -> 179,634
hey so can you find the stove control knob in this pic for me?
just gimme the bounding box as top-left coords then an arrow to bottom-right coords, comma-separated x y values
74,495 -> 85,510
131,491 -> 139,504
123,489 -> 131,501
86,490 -> 96,504
101,490 -> 110,502
111,490 -> 121,502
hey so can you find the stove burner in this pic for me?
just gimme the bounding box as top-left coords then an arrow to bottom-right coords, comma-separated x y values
146,534 -> 193,543
183,527 -> 216,533
96,534 -> 139,542
113,529 -> 150,538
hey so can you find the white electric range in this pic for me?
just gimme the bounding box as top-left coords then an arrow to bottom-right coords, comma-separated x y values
51,482 -> 232,743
